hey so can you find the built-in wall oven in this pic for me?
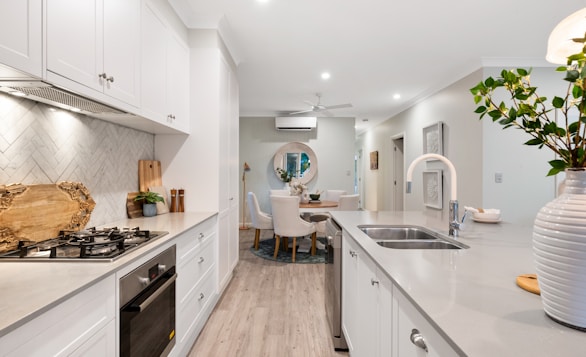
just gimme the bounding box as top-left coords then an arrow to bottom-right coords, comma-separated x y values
120,245 -> 177,357
325,218 -> 348,350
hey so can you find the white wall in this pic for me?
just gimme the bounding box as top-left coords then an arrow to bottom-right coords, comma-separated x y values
482,66 -> 563,224
239,116 -> 355,217
358,66 -> 566,226
357,71 -> 484,220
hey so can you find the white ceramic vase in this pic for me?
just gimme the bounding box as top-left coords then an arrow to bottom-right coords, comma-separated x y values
300,189 -> 310,204
533,168 -> 586,330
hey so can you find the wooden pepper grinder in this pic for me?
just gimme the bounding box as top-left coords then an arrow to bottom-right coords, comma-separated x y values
170,189 -> 177,212
178,189 -> 185,212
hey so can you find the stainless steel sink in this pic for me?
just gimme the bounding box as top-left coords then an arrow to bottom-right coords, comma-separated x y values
376,240 -> 464,249
358,225 -> 440,240
357,225 -> 469,250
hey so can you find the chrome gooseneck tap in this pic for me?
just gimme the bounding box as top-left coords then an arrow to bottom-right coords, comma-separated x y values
405,153 -> 465,237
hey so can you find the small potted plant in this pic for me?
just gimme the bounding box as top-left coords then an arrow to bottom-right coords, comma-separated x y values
276,167 -> 293,182
134,191 -> 164,217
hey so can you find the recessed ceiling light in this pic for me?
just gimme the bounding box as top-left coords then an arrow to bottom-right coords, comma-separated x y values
321,72 -> 331,80
393,94 -> 401,100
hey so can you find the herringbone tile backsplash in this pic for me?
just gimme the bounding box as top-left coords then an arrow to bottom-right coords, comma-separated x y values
0,92 -> 154,227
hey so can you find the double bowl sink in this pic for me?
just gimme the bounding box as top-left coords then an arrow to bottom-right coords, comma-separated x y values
358,225 -> 469,250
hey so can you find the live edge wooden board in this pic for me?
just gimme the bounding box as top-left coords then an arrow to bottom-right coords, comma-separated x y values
0,182 -> 96,253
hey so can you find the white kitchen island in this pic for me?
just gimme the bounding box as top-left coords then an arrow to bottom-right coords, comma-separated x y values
331,210 -> 586,357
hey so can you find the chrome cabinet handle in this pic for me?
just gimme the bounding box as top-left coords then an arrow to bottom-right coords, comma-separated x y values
370,278 -> 379,286
198,256 -> 205,263
198,233 -> 204,239
99,73 -> 114,83
410,329 -> 428,352
198,293 -> 205,301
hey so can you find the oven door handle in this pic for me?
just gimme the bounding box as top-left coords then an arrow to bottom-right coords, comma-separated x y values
135,273 -> 177,312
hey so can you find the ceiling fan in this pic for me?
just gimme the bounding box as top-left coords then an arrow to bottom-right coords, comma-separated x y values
289,93 -> 352,115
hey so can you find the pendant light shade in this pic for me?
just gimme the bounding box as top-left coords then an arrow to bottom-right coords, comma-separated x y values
546,8 -> 586,64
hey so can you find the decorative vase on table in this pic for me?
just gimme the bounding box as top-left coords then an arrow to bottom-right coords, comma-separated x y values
300,189 -> 310,204
533,169 -> 586,330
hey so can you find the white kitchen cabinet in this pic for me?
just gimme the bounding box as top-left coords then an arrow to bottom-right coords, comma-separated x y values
0,0 -> 42,77
0,275 -> 116,356
342,231 -> 359,353
173,216 -> 219,357
155,32 -> 239,293
140,0 -> 189,133
342,233 -> 394,357
395,288 -> 460,357
217,55 -> 240,289
45,0 -> 140,107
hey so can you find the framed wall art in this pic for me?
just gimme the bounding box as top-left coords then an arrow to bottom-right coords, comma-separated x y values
422,121 -> 444,156
422,169 -> 443,209
370,151 -> 378,170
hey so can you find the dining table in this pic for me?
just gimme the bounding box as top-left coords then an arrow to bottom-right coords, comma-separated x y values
299,200 -> 338,213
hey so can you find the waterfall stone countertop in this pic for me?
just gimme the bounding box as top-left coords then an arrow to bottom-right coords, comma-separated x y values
0,212 -> 216,338
330,210 -> 586,357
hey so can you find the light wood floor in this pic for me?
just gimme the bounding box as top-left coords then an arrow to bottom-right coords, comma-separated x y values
188,228 -> 349,357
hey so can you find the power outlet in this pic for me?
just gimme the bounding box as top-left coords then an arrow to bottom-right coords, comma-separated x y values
495,172 -> 503,183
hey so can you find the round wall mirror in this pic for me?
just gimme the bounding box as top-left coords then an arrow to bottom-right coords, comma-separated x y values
273,142 -> 318,184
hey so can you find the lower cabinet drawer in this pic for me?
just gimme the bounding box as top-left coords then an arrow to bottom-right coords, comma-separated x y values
177,234 -> 215,302
176,266 -> 217,343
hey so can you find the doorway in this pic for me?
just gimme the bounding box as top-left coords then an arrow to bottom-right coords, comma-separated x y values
356,149 -> 363,208
392,136 -> 404,211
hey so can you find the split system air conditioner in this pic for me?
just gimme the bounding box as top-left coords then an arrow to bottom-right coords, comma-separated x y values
275,117 -> 317,131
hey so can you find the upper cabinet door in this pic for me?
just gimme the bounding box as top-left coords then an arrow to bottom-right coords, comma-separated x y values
141,1 -> 190,133
166,33 -> 190,133
103,0 -> 140,106
0,0 -> 42,77
140,2 -> 169,123
46,0 -> 140,106
46,0 -> 104,92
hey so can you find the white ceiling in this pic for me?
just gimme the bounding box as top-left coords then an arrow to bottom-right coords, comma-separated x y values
169,0 -> 586,133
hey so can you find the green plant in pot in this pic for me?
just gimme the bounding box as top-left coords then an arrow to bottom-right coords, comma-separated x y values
134,191 -> 164,217
470,37 -> 586,330
276,167 -> 292,182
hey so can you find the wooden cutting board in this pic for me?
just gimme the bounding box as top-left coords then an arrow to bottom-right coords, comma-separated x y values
138,160 -> 162,192
516,274 -> 540,295
126,192 -> 143,218
0,182 -> 96,253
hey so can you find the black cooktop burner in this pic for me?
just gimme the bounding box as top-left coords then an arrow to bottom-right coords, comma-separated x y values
1,227 -> 168,261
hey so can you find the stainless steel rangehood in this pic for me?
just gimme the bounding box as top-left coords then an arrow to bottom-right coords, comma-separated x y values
0,64 -> 126,115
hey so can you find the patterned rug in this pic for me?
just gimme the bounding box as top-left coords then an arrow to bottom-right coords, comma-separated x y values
250,237 -> 327,264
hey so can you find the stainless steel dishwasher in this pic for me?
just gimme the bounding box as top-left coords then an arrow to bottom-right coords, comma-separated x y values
325,218 -> 348,350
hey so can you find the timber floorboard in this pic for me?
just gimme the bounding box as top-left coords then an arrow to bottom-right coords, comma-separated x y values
188,228 -> 349,357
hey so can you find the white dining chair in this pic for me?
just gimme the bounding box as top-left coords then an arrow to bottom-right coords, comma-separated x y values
247,192 -> 273,250
270,189 -> 290,196
270,195 -> 317,262
337,194 -> 360,211
323,190 -> 347,202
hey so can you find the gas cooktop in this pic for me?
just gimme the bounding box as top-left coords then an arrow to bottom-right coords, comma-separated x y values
0,227 -> 168,261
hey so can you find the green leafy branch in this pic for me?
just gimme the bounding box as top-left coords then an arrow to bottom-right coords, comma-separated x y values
470,41 -> 586,176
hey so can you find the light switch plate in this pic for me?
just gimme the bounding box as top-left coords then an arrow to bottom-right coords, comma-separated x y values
495,172 -> 503,183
